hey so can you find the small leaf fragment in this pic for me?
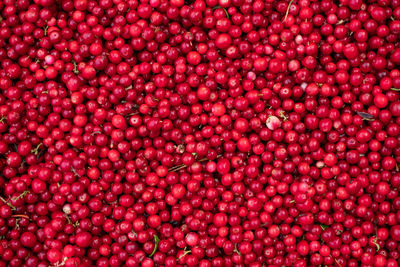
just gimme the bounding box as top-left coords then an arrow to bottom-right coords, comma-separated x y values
357,111 -> 374,121
320,224 -> 329,230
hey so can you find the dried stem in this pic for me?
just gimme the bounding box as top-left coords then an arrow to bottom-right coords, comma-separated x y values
282,0 -> 294,22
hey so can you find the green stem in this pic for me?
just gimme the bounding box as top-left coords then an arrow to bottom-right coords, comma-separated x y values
373,237 -> 381,252
0,196 -> 16,210
11,191 -> 29,201
149,235 -> 160,257
212,6 -> 229,19
233,244 -> 241,255
177,250 -> 191,260
31,143 -> 42,155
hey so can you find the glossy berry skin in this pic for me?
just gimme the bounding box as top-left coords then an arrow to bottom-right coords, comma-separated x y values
0,0 -> 399,266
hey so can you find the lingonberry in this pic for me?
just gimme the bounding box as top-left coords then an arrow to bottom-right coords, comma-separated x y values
0,0 -> 398,265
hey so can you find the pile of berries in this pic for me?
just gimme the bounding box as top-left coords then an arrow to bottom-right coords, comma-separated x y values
0,0 -> 400,266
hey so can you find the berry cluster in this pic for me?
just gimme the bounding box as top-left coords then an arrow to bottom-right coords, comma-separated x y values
0,0 -> 400,266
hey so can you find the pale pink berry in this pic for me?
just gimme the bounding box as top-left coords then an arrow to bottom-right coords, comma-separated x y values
266,116 -> 281,130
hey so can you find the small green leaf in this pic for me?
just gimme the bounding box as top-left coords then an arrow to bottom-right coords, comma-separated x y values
72,60 -> 79,74
320,224 -> 329,230
149,235 -> 160,257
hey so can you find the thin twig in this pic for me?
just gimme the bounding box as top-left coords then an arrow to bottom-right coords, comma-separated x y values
282,0 -> 294,22
0,196 -> 15,210
11,214 -> 29,219
168,155 -> 222,172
